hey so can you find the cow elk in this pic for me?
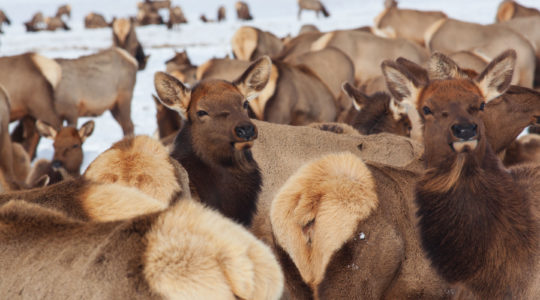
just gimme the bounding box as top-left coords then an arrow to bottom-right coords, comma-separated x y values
235,1 -> 253,21
55,4 -> 71,20
0,9 -> 11,34
26,120 -> 94,187
112,18 -> 149,70
231,26 -> 284,61
297,0 -> 330,20
165,50 -> 197,86
24,12 -> 45,32
383,50 -> 540,298
217,5 -> 226,22
154,56 -> 272,226
167,6 -> 187,29
84,12 -> 109,29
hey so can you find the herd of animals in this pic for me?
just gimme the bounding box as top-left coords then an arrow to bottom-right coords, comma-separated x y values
0,0 -> 539,298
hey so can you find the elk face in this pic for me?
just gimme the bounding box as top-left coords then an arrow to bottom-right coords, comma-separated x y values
383,50 -> 516,164
155,56 -> 271,165
36,120 -> 94,175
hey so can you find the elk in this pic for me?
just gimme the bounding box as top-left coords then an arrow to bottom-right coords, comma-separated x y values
164,50 -> 197,86
53,47 -> 137,136
297,0 -> 330,20
84,12 -> 109,29
247,120 -> 451,298
55,4 -> 71,19
167,6 -> 187,29
235,1 -> 253,21
0,9 -> 11,34
154,56 -> 272,226
231,26 -> 284,61
217,5 -> 226,22
26,120 -> 94,187
496,0 -> 540,22
24,12 -> 45,32
112,18 -> 149,70
136,1 -> 165,26
44,16 -> 70,31
338,82 -> 412,137
382,50 -> 540,298
503,134 -> 540,166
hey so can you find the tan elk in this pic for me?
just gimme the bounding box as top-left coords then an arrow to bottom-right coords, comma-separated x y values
235,1 -> 253,21
496,0 -> 540,22
112,18 -> 149,70
84,12 -> 109,29
26,120 -> 94,187
55,4 -> 71,20
382,50 -> 540,298
231,26 -> 284,61
165,50 -> 197,86
24,12 -> 45,32
167,6 -> 187,29
54,47 -> 137,136
0,9 -> 11,33
154,56 -> 272,226
297,0 -> 330,20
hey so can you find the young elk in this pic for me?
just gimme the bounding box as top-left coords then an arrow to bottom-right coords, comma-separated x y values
383,50 -> 540,299
154,56 -> 272,226
27,120 -> 94,187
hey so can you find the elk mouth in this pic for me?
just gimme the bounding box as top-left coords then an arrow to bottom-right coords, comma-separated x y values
232,141 -> 254,150
451,139 -> 478,153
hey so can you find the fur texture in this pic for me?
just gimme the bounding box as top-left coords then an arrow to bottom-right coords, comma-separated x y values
270,152 -> 378,288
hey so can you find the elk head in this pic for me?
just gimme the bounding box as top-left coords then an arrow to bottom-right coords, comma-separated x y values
36,120 -> 95,175
154,56 -> 272,166
382,50 -> 516,166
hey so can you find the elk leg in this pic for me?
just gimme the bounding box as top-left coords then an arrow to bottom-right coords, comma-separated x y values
110,94 -> 134,136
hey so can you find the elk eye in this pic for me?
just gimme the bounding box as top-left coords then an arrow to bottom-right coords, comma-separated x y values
479,102 -> 485,111
422,106 -> 432,115
72,144 -> 79,149
243,100 -> 249,109
196,110 -> 208,117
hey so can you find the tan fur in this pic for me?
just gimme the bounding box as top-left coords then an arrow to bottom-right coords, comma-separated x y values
497,1 -> 515,22
30,53 -> 62,89
114,47 -> 138,69
424,18 -> 447,49
113,18 -> 131,44
271,152 -> 378,287
307,122 -> 360,136
144,199 -> 284,299
81,183 -> 168,221
84,136 -> 181,205
370,25 -> 396,38
250,63 -> 278,120
310,32 -> 335,51
11,143 -> 30,183
195,59 -> 213,81
232,26 -> 258,61
374,5 -> 392,28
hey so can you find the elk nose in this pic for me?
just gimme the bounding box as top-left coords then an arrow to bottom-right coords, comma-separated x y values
451,123 -> 478,140
51,160 -> 63,170
235,124 -> 256,141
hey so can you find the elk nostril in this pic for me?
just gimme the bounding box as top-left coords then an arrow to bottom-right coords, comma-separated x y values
451,123 -> 477,140
235,124 -> 255,140
51,160 -> 63,169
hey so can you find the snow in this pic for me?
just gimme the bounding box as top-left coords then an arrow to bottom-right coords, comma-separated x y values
0,0 -> 538,170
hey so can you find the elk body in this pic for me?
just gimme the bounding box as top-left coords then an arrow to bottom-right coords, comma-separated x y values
154,56 -> 272,226
84,13 -> 109,29
112,18 -> 149,70
231,26 -> 284,61
496,0 -> 540,22
54,48 -> 137,136
235,1 -> 253,21
383,50 -> 540,298
297,0 -> 330,20
167,6 -> 187,29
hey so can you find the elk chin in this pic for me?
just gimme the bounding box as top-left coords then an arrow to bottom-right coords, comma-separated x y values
451,139 -> 478,153
232,141 -> 254,151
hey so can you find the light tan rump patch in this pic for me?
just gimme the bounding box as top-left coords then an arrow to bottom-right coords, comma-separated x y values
232,26 -> 258,61
424,18 -> 447,50
31,53 -> 62,89
112,18 -> 131,44
114,47 -> 138,68
250,63 -> 278,120
144,199 -> 284,299
270,152 -> 378,287
84,135 -> 181,206
310,31 -> 335,52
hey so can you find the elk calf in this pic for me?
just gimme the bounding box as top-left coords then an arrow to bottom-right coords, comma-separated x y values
154,56 -> 272,226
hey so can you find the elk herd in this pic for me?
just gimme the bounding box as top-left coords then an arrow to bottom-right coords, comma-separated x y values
0,0 -> 539,299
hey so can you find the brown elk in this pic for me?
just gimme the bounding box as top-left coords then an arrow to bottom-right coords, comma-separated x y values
231,26 -> 284,61
503,134 -> 540,166
24,12 -> 45,32
297,0 -> 330,20
55,4 -> 71,19
0,9 -> 11,34
382,50 -> 540,298
112,18 -> 149,70
165,50 -> 197,86
217,5 -> 226,22
44,16 -> 70,31
338,82 -> 412,137
26,120 -> 94,187
167,6 -> 187,29
154,56 -> 272,226
54,47 -> 137,136
84,12 -> 109,29
235,1 -> 253,21
496,0 -> 540,22
136,1 -> 165,26
152,94 -> 182,142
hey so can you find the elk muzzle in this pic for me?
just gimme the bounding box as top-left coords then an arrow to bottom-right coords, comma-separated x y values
232,122 -> 258,150
451,123 -> 478,152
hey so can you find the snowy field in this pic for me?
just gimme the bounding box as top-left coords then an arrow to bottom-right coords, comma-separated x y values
0,0 -> 538,170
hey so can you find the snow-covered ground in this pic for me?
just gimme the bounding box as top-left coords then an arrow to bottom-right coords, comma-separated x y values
0,0 -> 538,170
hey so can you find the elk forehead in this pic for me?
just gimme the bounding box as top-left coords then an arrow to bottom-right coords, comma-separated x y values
420,79 -> 484,108
54,127 -> 81,147
190,80 -> 244,109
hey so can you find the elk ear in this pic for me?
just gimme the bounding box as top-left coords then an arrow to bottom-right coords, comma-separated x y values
381,60 -> 422,107
78,120 -> 95,143
36,120 -> 57,140
474,49 -> 516,102
341,82 -> 366,111
234,56 -> 272,101
428,52 -> 469,80
154,71 -> 191,118
396,57 -> 429,86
